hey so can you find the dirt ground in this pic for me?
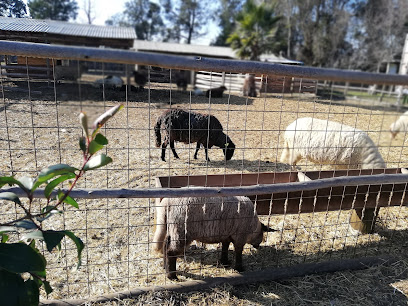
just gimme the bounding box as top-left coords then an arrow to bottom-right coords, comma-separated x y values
0,76 -> 407,304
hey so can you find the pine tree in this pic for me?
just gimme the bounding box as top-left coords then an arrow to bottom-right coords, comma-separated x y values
0,0 -> 27,18
28,0 -> 79,21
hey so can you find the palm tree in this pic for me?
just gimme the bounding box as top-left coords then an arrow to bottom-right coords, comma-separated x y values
227,0 -> 282,60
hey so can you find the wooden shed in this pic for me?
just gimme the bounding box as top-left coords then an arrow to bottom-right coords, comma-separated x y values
0,17 -> 137,79
132,40 -> 306,94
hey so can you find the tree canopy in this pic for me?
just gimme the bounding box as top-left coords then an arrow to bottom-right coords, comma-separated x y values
28,0 -> 79,21
212,0 -> 244,46
0,0 -> 27,18
227,0 -> 282,60
160,0 -> 214,44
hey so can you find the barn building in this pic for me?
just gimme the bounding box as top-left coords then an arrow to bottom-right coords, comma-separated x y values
132,40 -> 303,92
0,16 -> 136,79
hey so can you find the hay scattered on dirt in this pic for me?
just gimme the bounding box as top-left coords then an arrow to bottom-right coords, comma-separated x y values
0,76 -> 407,303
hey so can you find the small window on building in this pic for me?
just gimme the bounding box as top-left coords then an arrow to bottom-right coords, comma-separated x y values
7,55 -> 18,64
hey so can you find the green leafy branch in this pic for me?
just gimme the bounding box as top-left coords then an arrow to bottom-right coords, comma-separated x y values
0,104 -> 123,306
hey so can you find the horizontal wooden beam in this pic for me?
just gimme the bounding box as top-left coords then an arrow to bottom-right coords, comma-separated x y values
4,170 -> 408,215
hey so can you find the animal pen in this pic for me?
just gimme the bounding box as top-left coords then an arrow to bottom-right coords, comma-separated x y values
1,40 -> 408,304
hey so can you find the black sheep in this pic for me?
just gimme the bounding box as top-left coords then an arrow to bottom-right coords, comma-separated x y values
154,109 -> 235,161
133,71 -> 147,90
206,86 -> 227,98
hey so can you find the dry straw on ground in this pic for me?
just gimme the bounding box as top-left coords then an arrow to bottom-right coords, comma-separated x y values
0,76 -> 407,304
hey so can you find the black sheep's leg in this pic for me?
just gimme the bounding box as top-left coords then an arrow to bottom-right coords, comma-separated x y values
194,142 -> 200,159
161,138 -> 168,161
204,146 -> 211,162
233,243 -> 244,272
220,241 -> 231,266
170,140 -> 179,159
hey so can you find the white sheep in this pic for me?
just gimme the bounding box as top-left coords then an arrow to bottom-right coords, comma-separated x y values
390,111 -> 408,139
94,75 -> 124,89
280,117 -> 386,169
153,196 -> 275,279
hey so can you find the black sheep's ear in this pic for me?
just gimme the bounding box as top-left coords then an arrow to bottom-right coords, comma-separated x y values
261,223 -> 276,232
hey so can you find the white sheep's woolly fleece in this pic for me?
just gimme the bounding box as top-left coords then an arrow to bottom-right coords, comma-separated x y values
280,117 -> 386,169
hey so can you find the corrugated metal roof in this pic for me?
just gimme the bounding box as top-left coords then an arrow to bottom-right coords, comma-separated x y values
133,40 -> 237,59
260,53 -> 303,65
0,17 -> 136,39
133,40 -> 302,64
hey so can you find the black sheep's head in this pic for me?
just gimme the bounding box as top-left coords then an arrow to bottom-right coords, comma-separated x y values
222,139 -> 235,160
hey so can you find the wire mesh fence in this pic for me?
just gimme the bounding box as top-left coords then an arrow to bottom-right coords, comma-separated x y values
1,41 -> 408,302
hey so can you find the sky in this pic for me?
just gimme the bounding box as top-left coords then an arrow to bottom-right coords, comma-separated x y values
22,0 -> 217,45
76,0 -> 126,25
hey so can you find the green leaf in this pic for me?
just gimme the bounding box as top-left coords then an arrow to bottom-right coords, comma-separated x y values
94,133 -> 108,145
0,226 -> 17,233
33,164 -> 78,190
21,278 -> 40,306
88,140 -> 104,155
91,104 -> 124,136
1,233 -> 9,243
18,177 -> 34,192
42,231 -> 65,253
63,231 -> 84,268
42,280 -> 53,295
22,231 -> 44,241
44,173 -> 76,199
57,191 -> 79,208
21,233 -> 54,275
83,154 -> 112,171
0,243 -> 45,274
31,275 -> 52,297
0,192 -> 21,205
24,230 -> 84,268
36,206 -> 62,222
80,112 -> 89,138
14,220 -> 37,230
0,177 -> 24,189
89,133 -> 109,154
79,136 -> 87,153
0,269 -> 40,306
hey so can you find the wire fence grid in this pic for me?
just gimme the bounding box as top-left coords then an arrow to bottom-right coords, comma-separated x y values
1,41 -> 408,302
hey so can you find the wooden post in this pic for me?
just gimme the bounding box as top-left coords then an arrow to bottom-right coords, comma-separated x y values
350,207 -> 379,234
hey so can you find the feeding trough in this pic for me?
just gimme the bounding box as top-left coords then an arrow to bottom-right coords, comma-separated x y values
156,168 -> 408,233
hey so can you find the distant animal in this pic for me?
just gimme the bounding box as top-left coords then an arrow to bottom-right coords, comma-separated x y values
94,75 -> 123,89
243,74 -> 257,97
54,64 -> 87,81
390,111 -> 408,139
206,86 -> 227,98
133,71 -> 147,90
193,86 -> 204,96
175,71 -> 188,91
367,84 -> 377,95
119,84 -> 139,92
154,108 -> 235,161
153,195 -> 275,279
280,117 -> 386,169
